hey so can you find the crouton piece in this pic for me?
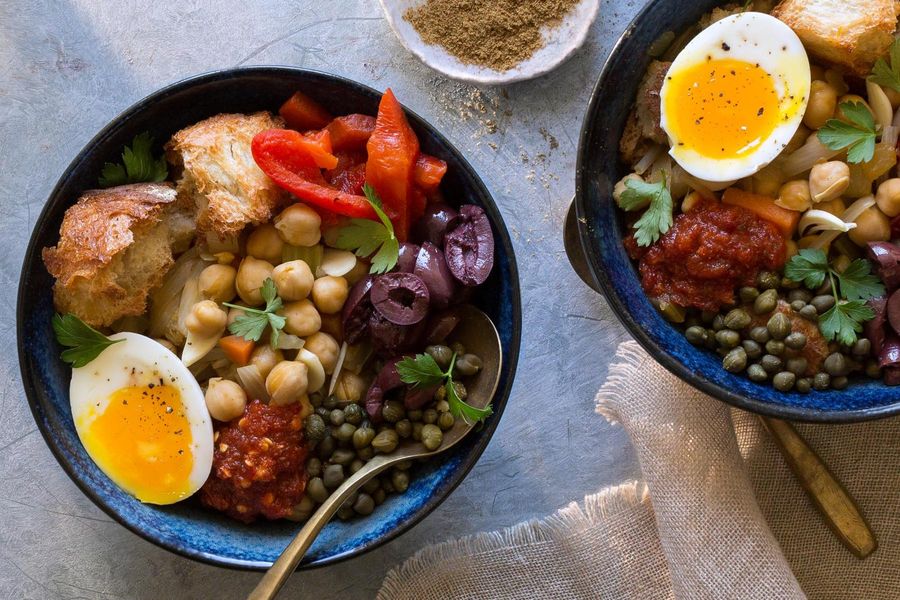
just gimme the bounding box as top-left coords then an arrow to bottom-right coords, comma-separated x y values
166,112 -> 288,239
699,3 -> 747,29
620,60 -> 671,164
42,183 -> 182,328
772,0 -> 900,77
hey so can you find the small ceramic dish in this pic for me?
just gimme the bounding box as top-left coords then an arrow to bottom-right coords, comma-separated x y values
378,0 -> 600,85
17,67 -> 521,569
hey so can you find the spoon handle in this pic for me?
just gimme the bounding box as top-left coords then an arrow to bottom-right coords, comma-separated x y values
248,454 -> 394,600
760,416 -> 876,559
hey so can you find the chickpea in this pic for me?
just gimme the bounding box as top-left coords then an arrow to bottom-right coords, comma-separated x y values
750,163 -> 783,197
876,178 -> 900,217
312,276 -> 349,315
250,345 -> 283,379
273,260 -> 314,301
281,299 -> 321,337
199,264 -> 237,303
266,360 -> 309,406
803,80 -> 838,130
825,69 -> 849,96
816,197 -> 846,217
235,256 -> 274,306
809,161 -> 850,203
836,95 -> 873,123
205,378 -> 247,422
784,124 -> 811,155
305,332 -> 340,374
344,258 -> 371,286
185,300 -> 227,337
775,180 -> 812,212
334,371 -> 367,404
613,173 -> 643,206
246,224 -> 285,264
226,305 -> 246,327
809,64 -> 826,82
274,204 -> 322,246
849,206 -> 891,246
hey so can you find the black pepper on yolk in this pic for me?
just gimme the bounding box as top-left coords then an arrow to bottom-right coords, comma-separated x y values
664,58 -> 780,158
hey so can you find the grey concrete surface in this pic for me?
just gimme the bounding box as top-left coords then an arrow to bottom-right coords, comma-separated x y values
0,1 -> 645,598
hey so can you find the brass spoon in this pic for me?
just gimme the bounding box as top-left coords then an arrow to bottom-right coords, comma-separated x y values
248,305 -> 502,600
563,201 -> 876,559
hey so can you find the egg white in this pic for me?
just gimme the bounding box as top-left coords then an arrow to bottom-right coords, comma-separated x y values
70,333 -> 213,503
660,12 -> 811,182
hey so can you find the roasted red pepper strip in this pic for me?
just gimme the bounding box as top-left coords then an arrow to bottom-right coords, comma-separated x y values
297,129 -> 338,170
279,91 -> 333,131
326,114 -> 376,151
412,154 -> 447,192
366,89 -> 419,241
252,129 -> 376,220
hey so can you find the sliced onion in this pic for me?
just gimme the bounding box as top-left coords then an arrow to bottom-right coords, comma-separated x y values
148,247 -> 203,343
342,341 -> 373,375
634,145 -> 663,175
276,334 -> 305,351
320,249 -> 358,277
868,80 -> 894,131
810,196 -> 877,249
297,349 -> 326,393
237,364 -> 270,402
176,279 -> 202,344
799,210 -> 857,236
883,125 -> 899,148
182,323 -> 226,368
782,136 -> 843,177
327,342 -> 349,397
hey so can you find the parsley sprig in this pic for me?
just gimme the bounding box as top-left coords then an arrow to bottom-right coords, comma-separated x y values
334,185 -> 399,274
52,313 -> 123,368
617,175 -> 673,247
870,38 -> 900,93
223,278 -> 286,348
98,132 -> 168,187
396,353 -> 492,424
785,249 -> 884,345
817,102 -> 877,164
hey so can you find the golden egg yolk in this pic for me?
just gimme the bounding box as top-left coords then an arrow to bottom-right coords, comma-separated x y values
77,384 -> 194,504
665,58 -> 780,159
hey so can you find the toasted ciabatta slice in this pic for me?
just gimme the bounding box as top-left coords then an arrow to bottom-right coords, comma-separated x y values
772,0 -> 900,77
42,183 -> 186,328
166,112 -> 288,239
619,60 -> 671,164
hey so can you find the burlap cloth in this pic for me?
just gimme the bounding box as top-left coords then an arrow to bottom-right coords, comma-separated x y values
376,340 -> 900,599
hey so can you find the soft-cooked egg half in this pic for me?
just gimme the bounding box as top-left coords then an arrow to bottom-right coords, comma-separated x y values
660,12 -> 810,182
70,333 -> 213,505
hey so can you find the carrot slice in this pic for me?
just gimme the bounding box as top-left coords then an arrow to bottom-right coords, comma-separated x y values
219,335 -> 255,366
326,114 -> 376,151
722,187 -> 799,237
279,91 -> 333,131
298,129 -> 338,170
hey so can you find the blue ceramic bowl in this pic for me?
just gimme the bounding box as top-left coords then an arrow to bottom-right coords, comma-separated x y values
575,0 -> 900,423
17,68 -> 521,569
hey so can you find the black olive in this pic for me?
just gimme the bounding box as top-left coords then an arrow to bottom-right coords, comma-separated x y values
371,272 -> 430,325
394,242 -> 420,273
444,205 -> 495,286
412,203 -> 459,247
341,276 -> 375,344
414,242 -> 457,309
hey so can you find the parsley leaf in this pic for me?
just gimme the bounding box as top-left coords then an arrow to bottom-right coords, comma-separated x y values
784,248 -> 829,289
870,38 -> 900,92
52,313 -> 123,368
223,278 -> 286,348
334,185 -> 399,274
836,259 -> 885,301
396,352 -> 492,424
617,176 -> 673,247
820,300 -> 875,347
817,102 -> 877,164
98,132 -> 168,187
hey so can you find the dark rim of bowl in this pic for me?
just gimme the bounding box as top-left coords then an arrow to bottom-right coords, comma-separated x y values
574,2 -> 899,424
17,66 -> 522,570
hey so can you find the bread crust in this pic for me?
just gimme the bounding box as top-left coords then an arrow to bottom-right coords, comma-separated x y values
42,183 -> 177,328
166,112 -> 288,239
773,0 -> 900,76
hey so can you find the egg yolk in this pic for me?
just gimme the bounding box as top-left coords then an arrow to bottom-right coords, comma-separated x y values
77,384 -> 194,504
665,58 -> 780,159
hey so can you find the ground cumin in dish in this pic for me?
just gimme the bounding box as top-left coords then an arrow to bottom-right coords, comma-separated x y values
403,0 -> 581,72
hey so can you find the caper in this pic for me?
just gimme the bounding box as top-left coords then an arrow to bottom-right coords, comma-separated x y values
323,394 -> 339,410
435,400 -> 450,413
426,345 -> 454,370
421,424 -> 443,451
788,289 -> 813,304
716,330 -> 741,349
329,409 -> 345,427
330,448 -> 355,466
307,477 -> 328,503
773,371 -> 796,391
852,338 -> 871,357
724,309 -> 752,330
306,457 -> 322,478
422,408 -> 438,424
344,403 -> 364,425
434,384 -> 447,403
391,470 -> 410,493
362,478 -> 381,495
784,332 -> 807,350
780,277 -> 800,290
658,301 -> 686,323
760,354 -> 783,374
757,271 -> 780,290
786,357 -> 808,376
395,419 -> 412,439
456,353 -> 483,376
382,399 -> 406,424
373,488 -> 386,505
747,364 -> 768,382
866,359 -> 882,379
750,326 -> 771,344
799,305 -> 819,321
823,353 -> 847,376
337,505 -> 355,521
353,493 -> 375,516
318,435 -> 335,460
394,460 -> 412,471
438,411 -> 455,430
790,300 -> 806,312
372,429 -> 399,454
407,409 -> 422,421
810,295 -> 836,313
712,314 -> 726,331
335,422 -> 357,442
742,340 -> 762,360
765,340 -> 785,356
723,347 -> 748,373
309,392 -> 323,408
754,289 -> 778,314
767,313 -> 792,340
381,477 -> 395,494
795,378 -> 812,393
315,406 -> 329,419
704,329 -> 718,349
412,422 -> 424,441
323,464 -> 345,489
451,342 -> 466,355
701,310 -> 717,324
305,414 -> 327,444
357,446 -> 374,461
813,372 -> 831,390
832,376 -> 849,390
685,326 -> 707,345
353,425 -> 375,449
739,287 -> 760,303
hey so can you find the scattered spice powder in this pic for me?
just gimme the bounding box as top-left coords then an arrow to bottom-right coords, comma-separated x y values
403,0 -> 582,72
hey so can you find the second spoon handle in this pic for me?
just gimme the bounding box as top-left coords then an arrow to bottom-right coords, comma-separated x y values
760,416 -> 876,559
